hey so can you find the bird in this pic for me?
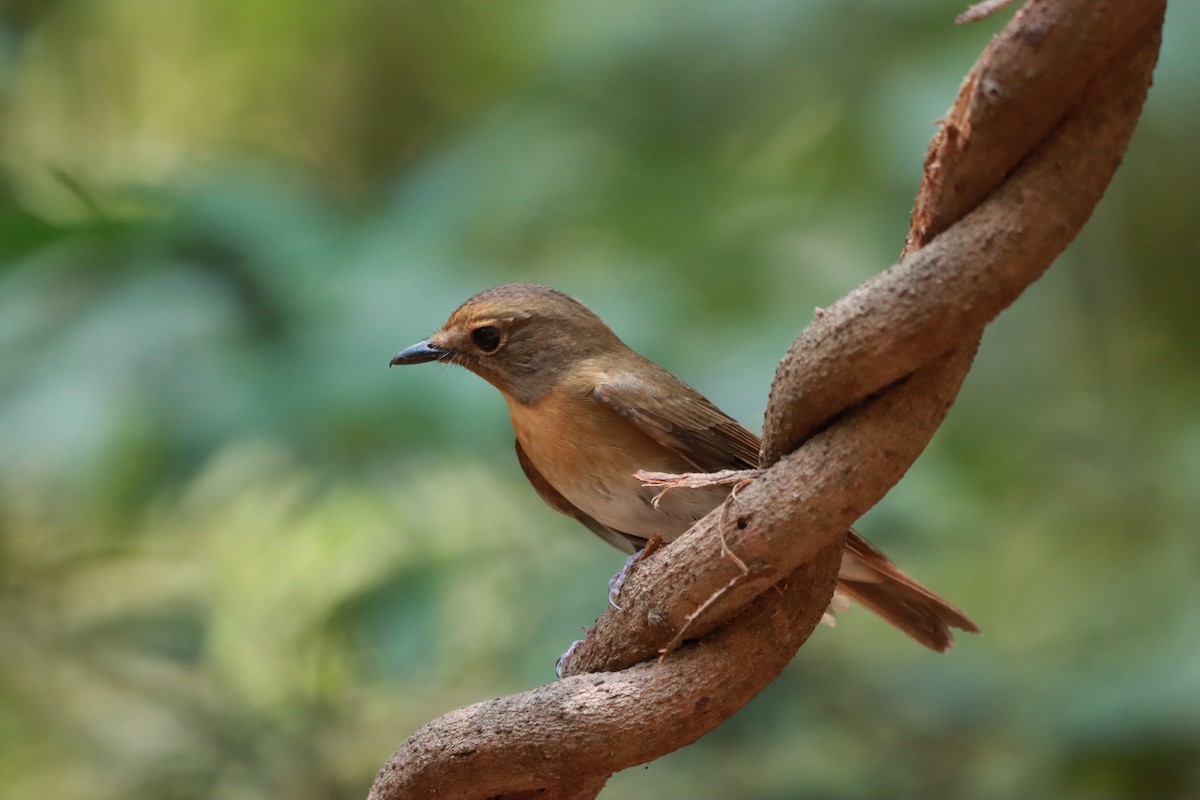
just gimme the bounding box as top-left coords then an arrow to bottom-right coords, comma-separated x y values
390,283 -> 978,651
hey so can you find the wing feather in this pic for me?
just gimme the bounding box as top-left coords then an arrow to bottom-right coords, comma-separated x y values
591,361 -> 761,472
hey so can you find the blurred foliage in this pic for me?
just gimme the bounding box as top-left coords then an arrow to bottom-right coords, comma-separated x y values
0,1 -> 1197,798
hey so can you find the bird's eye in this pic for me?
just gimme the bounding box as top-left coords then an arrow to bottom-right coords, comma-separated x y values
471,325 -> 502,353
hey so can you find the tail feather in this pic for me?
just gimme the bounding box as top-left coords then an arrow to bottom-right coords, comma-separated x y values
836,530 -> 979,652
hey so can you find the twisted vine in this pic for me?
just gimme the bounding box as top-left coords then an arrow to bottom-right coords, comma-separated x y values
369,2 -> 1167,797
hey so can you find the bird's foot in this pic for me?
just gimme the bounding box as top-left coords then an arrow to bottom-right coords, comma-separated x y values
555,623 -> 595,678
607,534 -> 664,610
556,639 -> 581,679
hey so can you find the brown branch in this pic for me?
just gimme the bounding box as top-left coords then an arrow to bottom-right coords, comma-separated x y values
568,0 -> 1164,674
369,1 -> 1166,797
369,544 -> 841,800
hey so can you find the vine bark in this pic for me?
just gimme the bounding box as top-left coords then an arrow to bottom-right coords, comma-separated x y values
369,2 -> 1167,797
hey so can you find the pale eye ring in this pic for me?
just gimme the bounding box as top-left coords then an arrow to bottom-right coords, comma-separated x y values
471,325 -> 501,353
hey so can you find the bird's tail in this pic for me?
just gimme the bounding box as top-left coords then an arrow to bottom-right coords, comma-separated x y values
834,530 -> 979,652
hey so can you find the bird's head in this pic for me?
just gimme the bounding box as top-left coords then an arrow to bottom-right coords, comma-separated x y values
390,283 -> 624,404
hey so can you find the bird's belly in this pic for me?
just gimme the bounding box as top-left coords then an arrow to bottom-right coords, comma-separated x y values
573,467 -> 728,542
508,392 -> 727,542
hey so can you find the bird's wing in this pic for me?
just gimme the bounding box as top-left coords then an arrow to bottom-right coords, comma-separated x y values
515,438 -> 643,554
592,362 -> 761,472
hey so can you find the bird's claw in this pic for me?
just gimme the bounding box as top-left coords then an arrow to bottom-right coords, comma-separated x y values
556,639 -> 582,678
607,550 -> 642,610
607,535 -> 664,610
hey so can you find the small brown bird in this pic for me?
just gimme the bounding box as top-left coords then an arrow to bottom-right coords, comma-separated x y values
391,283 -> 977,651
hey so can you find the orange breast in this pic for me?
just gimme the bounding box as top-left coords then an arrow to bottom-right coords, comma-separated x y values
506,388 -> 726,540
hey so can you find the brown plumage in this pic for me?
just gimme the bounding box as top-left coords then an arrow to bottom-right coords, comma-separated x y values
392,283 -> 978,651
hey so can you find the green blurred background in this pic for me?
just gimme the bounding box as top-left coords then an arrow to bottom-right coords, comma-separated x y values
0,1 -> 1197,798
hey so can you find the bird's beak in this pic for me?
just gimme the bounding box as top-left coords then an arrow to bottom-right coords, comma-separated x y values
389,339 -> 450,366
